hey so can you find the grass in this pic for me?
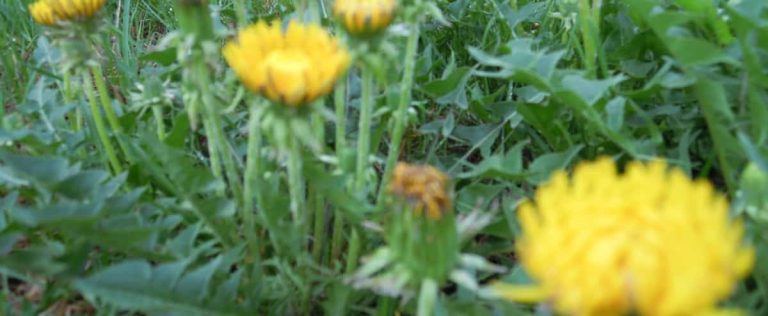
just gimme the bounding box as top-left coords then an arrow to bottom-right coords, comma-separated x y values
1,0 -> 768,315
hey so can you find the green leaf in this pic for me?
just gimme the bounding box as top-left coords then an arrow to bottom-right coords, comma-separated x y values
457,141 -> 528,179
0,152 -> 75,186
423,66 -> 472,109
175,256 -> 223,301
665,37 -> 738,67
140,47 -> 177,66
54,170 -> 110,200
559,74 -> 625,107
693,78 -> 742,192
75,259 -> 241,315
605,97 -> 626,132
527,146 -> 584,184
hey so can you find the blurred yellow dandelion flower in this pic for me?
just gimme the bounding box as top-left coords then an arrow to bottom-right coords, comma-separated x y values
493,157 -> 754,316
29,1 -> 58,26
333,0 -> 397,36
223,20 -> 350,107
29,0 -> 106,25
389,162 -> 452,219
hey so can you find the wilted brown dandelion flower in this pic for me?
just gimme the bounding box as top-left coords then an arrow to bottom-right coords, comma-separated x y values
388,162 -> 452,219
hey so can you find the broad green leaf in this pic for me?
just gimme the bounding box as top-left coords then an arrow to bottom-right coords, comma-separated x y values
423,66 -> 472,109
175,256 -> 223,301
54,170 -> 110,200
527,146 -> 584,184
457,141 -> 528,180
665,36 -> 737,67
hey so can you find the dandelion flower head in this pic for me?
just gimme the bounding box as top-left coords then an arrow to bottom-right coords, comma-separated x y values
223,20 -> 350,107
333,0 -> 397,36
29,0 -> 107,26
493,157 -> 754,316
389,162 -> 452,220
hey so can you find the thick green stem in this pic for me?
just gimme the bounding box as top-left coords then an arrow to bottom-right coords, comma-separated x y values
354,68 -> 375,192
344,228 -> 361,273
216,123 -> 244,201
417,279 -> 438,316
243,106 -> 262,262
335,77 -> 348,156
311,188 -> 325,262
379,23 -> 420,204
310,110 -> 326,263
152,105 -> 166,140
287,135 -> 306,237
202,116 -> 225,195
195,60 -> 243,201
340,67 -> 373,286
329,208 -> 345,265
82,71 -> 122,174
330,77 -> 349,264
91,64 -> 123,134
63,72 -> 79,131
578,0 -> 597,78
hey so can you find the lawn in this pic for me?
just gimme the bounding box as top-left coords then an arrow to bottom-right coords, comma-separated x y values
1,0 -> 767,315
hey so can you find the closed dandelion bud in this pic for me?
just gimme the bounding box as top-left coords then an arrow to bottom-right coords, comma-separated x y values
333,0 -> 397,37
493,157 -> 754,315
388,162 -> 452,220
223,20 -> 350,107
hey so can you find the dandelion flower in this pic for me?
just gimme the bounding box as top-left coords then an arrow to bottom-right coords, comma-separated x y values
333,0 -> 397,36
389,162 -> 452,219
223,20 -> 350,107
29,1 -> 58,26
493,157 -> 754,316
29,0 -> 107,25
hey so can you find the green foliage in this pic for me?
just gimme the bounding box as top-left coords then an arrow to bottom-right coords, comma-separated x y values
1,0 -> 768,314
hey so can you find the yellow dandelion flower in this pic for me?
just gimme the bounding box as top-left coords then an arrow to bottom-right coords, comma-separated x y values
29,0 -> 106,25
493,157 -> 754,316
388,162 -> 452,219
29,1 -> 58,26
49,0 -> 106,20
333,0 -> 397,36
223,20 -> 350,107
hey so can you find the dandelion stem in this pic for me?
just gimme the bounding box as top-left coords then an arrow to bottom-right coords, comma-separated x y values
417,279 -> 439,316
202,115 -> 225,195
310,187 -> 325,263
578,0 -> 598,78
195,59 -> 243,202
335,76 -> 348,156
354,68 -> 374,192
62,71 -> 79,132
379,22 -> 420,205
330,76 -> 348,264
152,105 -> 166,140
287,133 -> 306,239
82,70 -> 123,175
339,66 -> 374,291
91,64 -> 123,134
329,208 -> 345,265
344,228 -> 361,273
310,110 -> 326,263
243,105 -> 263,262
